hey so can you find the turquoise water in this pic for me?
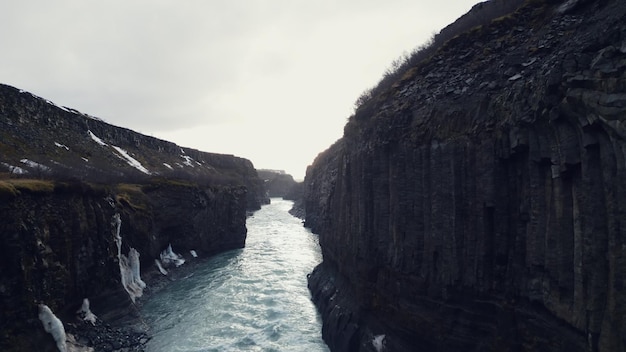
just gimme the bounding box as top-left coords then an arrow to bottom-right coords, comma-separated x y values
141,198 -> 329,352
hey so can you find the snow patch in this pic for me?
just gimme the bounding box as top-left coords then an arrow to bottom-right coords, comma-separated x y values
54,142 -> 70,151
190,250 -> 198,258
162,163 -> 173,170
112,214 -> 146,302
38,304 -> 68,352
180,155 -> 195,167
81,157 -> 89,162
45,99 -> 73,113
155,259 -> 168,275
111,146 -> 151,174
20,159 -> 50,172
1,162 -> 28,174
88,130 -> 107,146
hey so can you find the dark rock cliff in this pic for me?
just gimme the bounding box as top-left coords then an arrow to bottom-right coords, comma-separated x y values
0,83 -> 267,210
0,84 -> 268,350
256,169 -> 299,199
305,0 -> 626,351
0,181 -> 248,351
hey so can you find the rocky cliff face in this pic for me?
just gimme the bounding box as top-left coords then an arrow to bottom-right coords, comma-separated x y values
0,181 -> 249,351
0,83 -> 267,210
305,0 -> 626,351
256,169 -> 299,199
0,84 -> 268,350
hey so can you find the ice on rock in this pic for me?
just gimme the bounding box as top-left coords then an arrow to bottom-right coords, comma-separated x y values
112,145 -> 151,175
54,142 -> 70,150
20,159 -> 50,172
112,214 -> 146,302
372,334 -> 386,352
181,155 -> 195,167
76,298 -> 97,326
160,243 -> 185,267
129,248 -> 146,289
1,162 -> 28,174
88,130 -> 107,146
112,214 -> 122,257
38,304 -> 68,352
155,259 -> 168,275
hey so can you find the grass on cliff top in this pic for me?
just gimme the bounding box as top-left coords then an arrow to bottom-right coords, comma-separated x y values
350,0 -> 550,125
115,183 -> 149,211
0,178 -> 55,197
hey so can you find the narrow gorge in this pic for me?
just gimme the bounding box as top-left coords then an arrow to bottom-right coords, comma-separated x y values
305,0 -> 626,351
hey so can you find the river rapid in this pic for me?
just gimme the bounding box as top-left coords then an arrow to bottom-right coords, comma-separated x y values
141,198 -> 330,352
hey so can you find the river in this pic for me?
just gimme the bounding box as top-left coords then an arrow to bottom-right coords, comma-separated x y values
141,198 -> 330,352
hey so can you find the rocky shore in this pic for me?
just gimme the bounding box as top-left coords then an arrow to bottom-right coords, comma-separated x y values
67,252 -> 215,352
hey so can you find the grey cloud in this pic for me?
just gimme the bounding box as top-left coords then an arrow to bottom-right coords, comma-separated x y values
1,0 -> 480,178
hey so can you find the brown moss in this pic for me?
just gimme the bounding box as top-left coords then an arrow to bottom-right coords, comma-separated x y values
0,181 -> 18,198
1,179 -> 54,194
113,184 -> 145,211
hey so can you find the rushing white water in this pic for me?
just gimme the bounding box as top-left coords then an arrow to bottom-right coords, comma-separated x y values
141,198 -> 329,352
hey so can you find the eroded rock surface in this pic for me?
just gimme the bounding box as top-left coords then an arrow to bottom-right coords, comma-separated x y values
0,85 -> 267,351
306,0 -> 626,351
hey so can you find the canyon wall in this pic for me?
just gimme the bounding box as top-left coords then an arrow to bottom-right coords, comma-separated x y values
0,181 -> 248,351
0,84 -> 268,350
306,0 -> 626,351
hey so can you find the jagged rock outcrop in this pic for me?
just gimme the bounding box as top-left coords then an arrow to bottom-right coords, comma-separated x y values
306,0 -> 626,351
0,84 -> 268,351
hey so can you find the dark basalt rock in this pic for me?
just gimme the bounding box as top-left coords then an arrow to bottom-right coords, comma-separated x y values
0,83 -> 268,210
0,85 -> 268,350
305,0 -> 626,351
256,169 -> 300,199
0,177 -> 250,351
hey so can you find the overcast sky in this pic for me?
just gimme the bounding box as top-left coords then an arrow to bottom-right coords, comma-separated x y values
1,0 -> 479,180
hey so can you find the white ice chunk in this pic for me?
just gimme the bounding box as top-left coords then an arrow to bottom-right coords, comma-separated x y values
88,130 -> 108,146
372,334 -> 386,352
20,159 -> 50,171
112,146 -> 151,175
160,243 -> 185,267
155,259 -> 168,275
76,298 -> 97,326
38,304 -> 68,352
